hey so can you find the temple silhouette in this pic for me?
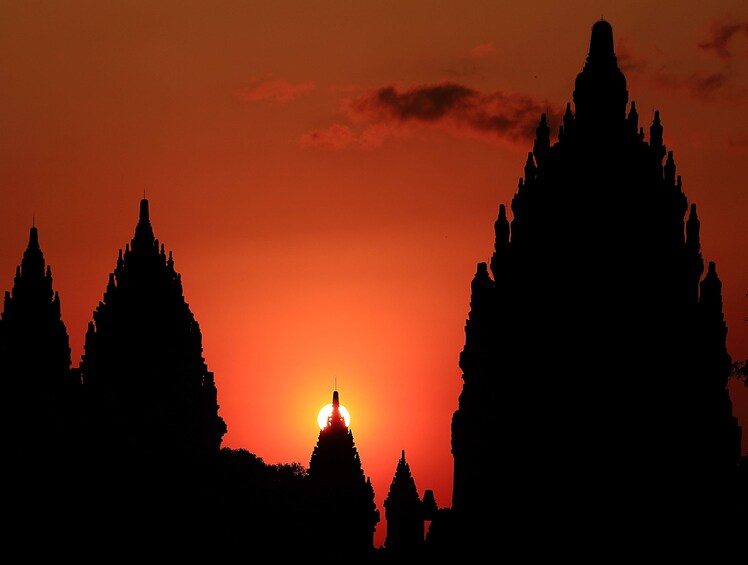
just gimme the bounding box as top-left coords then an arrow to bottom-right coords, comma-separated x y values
307,389 -> 380,557
0,18 -> 745,560
79,198 -> 227,463
0,224 -> 78,471
443,18 -> 746,556
384,449 -> 438,558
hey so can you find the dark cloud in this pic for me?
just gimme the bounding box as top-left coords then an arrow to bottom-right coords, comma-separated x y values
615,37 -> 647,76
698,20 -> 748,61
623,20 -> 748,104
344,82 -> 561,144
650,69 -> 742,103
689,71 -> 730,98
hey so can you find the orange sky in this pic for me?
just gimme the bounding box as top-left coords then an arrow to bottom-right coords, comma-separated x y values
1,1 -> 747,548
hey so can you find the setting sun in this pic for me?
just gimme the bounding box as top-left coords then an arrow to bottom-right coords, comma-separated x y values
317,403 -> 351,430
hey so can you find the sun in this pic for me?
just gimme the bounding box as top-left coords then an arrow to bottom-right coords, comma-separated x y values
317,402 -> 351,429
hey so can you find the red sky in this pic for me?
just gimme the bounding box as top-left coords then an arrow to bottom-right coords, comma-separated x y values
1,1 -> 747,548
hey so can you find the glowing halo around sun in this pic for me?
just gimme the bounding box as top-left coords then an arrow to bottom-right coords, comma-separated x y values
317,403 -> 351,430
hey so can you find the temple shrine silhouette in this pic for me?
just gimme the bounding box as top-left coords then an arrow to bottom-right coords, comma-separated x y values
0,18 -> 745,561
440,18 -> 746,557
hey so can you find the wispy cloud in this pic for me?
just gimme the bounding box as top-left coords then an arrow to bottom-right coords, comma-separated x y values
302,81 -> 560,150
698,20 -> 748,61
237,79 -> 315,103
470,43 -> 496,59
615,37 -> 647,76
300,124 -> 354,149
301,123 -> 410,150
617,25 -> 747,104
443,44 -> 497,78
650,69 -> 736,103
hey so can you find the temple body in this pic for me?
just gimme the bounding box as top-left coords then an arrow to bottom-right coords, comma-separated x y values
449,19 -> 742,548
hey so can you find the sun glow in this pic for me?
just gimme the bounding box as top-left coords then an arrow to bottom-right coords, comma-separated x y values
317,403 -> 351,430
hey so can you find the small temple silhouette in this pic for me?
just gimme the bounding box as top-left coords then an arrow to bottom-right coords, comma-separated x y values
383,449 -> 438,557
0,17 -> 745,561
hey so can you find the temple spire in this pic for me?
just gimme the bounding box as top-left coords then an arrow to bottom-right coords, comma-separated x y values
572,19 -> 628,129
20,225 -> 45,280
328,389 -> 347,428
587,18 -> 616,66
133,198 -> 155,248
490,203 -> 511,280
686,203 -> 701,253
28,222 -> 39,249
140,198 -> 149,223
627,101 -> 639,134
29,225 -> 39,248
649,110 -> 665,160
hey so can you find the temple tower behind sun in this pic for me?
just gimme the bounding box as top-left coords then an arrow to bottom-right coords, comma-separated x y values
307,389 -> 380,559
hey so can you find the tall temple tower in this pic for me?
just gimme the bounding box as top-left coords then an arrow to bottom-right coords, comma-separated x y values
79,198 -> 226,465
449,19 -> 743,550
0,225 -> 78,454
307,389 -> 380,558
0,225 -> 85,553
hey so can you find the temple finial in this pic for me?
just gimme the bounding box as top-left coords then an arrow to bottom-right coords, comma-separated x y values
139,198 -> 150,223
132,196 -> 155,247
588,19 -> 615,63
28,224 -> 39,248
